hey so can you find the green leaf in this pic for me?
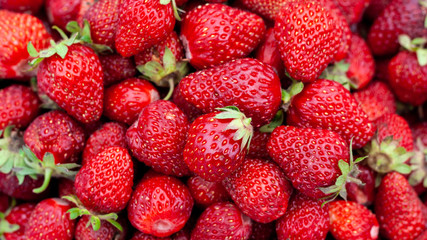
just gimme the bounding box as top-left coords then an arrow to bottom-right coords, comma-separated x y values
259,110 -> 284,133
66,21 -> 81,34
394,164 -> 412,174
106,219 -> 123,232
52,26 -> 69,40
90,216 -> 101,231
338,160 -> 350,176
61,195 -> 80,206
398,34 -> 413,51
66,208 -> 81,220
163,47 -> 177,73
423,176 -> 427,188
281,89 -> 291,103
354,156 -> 368,164
335,175 -> 346,187
54,44 -> 69,59
160,0 -> 170,4
416,48 -> 427,66
27,42 -> 39,57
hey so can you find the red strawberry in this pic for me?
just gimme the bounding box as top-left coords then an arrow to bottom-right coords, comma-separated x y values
345,34 -> 375,89
191,202 -> 252,240
254,28 -> 285,79
374,58 -> 392,82
104,78 -> 160,125
274,1 -> 341,82
180,3 -> 265,69
184,107 -> 253,182
223,158 -> 293,223
58,178 -> 76,198
45,0 -> 96,30
74,146 -> 134,214
276,193 -> 329,240
368,0 -> 427,56
82,122 -> 127,165
375,113 -> 414,151
287,79 -> 375,149
75,215 -> 128,240
24,198 -> 76,240
172,88 -> 203,123
334,0 -> 370,24
115,0 -> 175,57
127,173 -> 193,237
413,122 -> 427,146
365,0 -> 392,21
0,10 -> 51,79
375,172 -> 426,240
3,203 -> 36,240
0,0 -> 44,13
187,175 -> 230,208
250,221 -> 275,240
233,0 -> 283,21
345,164 -> 376,206
99,54 -> 136,86
329,200 -> 379,240
247,130 -> 271,160
352,81 -> 396,121
0,193 -> 9,212
0,85 -> 40,131
177,58 -> 282,128
0,173 -> 47,201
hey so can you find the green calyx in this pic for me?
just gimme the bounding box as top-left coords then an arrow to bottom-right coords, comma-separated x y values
137,46 -> 189,101
281,80 -> 304,111
214,106 -> 254,152
65,20 -> 112,54
320,60 -> 354,90
0,199 -> 19,237
409,138 -> 427,187
259,110 -> 284,133
159,0 -> 184,21
398,34 -> 427,66
63,195 -> 123,232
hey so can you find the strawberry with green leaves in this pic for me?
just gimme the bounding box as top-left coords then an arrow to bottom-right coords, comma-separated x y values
75,215 -> 128,240
45,0 -> 96,30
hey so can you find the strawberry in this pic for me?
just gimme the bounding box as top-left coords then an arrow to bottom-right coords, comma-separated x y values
177,58 -> 282,128
375,113 -> 414,151
180,3 -> 265,69
191,202 -> 252,240
334,0 -> 370,24
413,122 -> 427,146
375,172 -> 426,240
275,193 -> 329,240
187,175 -> 230,208
45,0 -> 96,30
368,0 -> 427,56
0,193 -> 9,212
75,215 -> 128,240
2,203 -> 36,240
254,28 -> 285,79
115,0 -> 175,57
345,34 -> 375,89
127,173 -> 193,237
287,79 -> 375,149
274,1 -> 341,82
365,0 -> 392,21
0,85 -> 40,131
345,164 -> 376,206
233,0 -> 283,21
250,221 -> 275,240
172,88 -> 203,123
0,173 -> 47,201
408,122 -> 427,194
352,81 -> 396,121
82,122 -> 127,165
329,200 -> 379,240
58,178 -> 76,198
416,231 -> 427,240
223,158 -> 293,223
374,58 -> 392,82
99,54 -> 136,86
184,107 -> 253,182
24,198 -> 76,240
74,146 -> 134,214
0,0 -> 44,13
247,130 -> 271,160
0,10 -> 51,79
104,78 -> 160,125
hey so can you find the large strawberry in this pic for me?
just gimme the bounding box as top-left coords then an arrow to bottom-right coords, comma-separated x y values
177,58 -> 282,128
1,203 -> 36,240
287,79 -> 375,149
180,3 -> 265,69
187,175 -> 230,208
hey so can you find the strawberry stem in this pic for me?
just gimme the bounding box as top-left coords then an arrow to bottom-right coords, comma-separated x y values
32,168 -> 52,193
163,78 -> 175,101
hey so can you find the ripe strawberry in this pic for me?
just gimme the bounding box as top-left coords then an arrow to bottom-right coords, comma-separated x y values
287,79 -> 375,149
329,200 -> 379,240
232,0 -> 282,21
104,78 -> 160,125
375,172 -> 426,240
365,0 -> 392,21
187,175 -> 230,208
275,193 -> 329,240
172,88 -> 203,123
345,34 -> 375,89
0,173 -> 49,201
247,130 -> 271,160
334,0 -> 370,24
352,81 -> 396,121
177,58 -> 282,128
127,173 -> 193,237
408,122 -> 427,194
191,202 -> 252,240
58,178 -> 76,198
45,0 -> 96,30
368,0 -> 427,56
75,215 -> 128,240
375,113 -> 414,151
180,3 -> 265,69
3,203 -> 36,240
0,0 -> 44,13
416,230 -> 427,240
36,43 -> 104,124
115,0 -> 175,57
82,122 -> 127,165
74,146 -> 134,214
24,198 -> 75,240
254,28 -> 285,79
345,164 -> 376,206
250,221 -> 275,240
274,1 -> 340,82
0,85 -> 40,131
99,54 -> 136,86
0,10 -> 51,79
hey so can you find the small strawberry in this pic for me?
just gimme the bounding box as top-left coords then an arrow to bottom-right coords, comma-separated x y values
375,113 -> 414,151
187,175 -> 230,208
99,54 -> 136,86
375,172 -> 426,240
191,202 -> 252,240
275,193 -> 329,240
75,215 -> 128,240
103,78 -> 160,125
0,85 -> 40,131
127,173 -> 194,237
345,34 -> 375,89
329,200 -> 379,240
345,164 -> 376,206
2,203 -> 36,240
45,0 -> 96,30
177,58 -> 282,128
287,79 -> 375,149
24,198 -> 76,240
254,28 -> 285,79
0,0 -> 44,14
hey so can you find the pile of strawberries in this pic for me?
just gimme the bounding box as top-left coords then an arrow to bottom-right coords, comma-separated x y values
1,0 -> 427,239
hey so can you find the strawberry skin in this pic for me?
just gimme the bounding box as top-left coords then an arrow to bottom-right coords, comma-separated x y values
268,125 -> 349,198
45,0 -> 95,30
25,198 -> 75,240
177,58 -> 282,128
0,85 -> 40,131
223,158 -> 293,223
375,172 -> 426,240
180,3 -> 265,69
345,164 -> 376,206
0,10 -> 51,79
3,203 -> 36,240
115,0 -> 175,57
37,44 -> 104,124
250,222 -> 275,240
254,28 -> 285,79
0,0 -> 44,13
127,173 -> 193,237
276,193 -> 329,240
74,146 -> 134,214
287,79 -> 375,149
187,175 -> 230,208
334,0 -> 370,24
375,113 -> 414,151
0,173 -> 47,201
75,215 -> 127,240
247,130 -> 271,160
346,34 -> 375,89
191,202 -> 252,240
100,54 -> 136,86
